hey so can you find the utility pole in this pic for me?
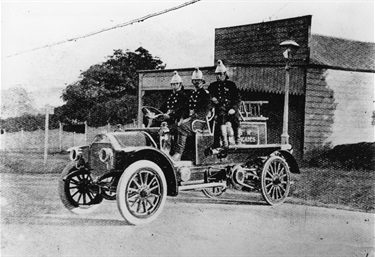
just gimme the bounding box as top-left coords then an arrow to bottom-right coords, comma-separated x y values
43,104 -> 54,165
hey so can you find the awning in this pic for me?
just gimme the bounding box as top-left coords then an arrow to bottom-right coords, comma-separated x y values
139,65 -> 305,95
228,66 -> 305,95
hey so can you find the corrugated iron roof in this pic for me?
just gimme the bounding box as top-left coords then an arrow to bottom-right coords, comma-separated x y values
139,66 -> 305,95
309,34 -> 375,72
228,66 -> 305,95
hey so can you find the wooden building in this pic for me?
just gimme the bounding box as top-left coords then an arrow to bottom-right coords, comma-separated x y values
138,15 -> 375,162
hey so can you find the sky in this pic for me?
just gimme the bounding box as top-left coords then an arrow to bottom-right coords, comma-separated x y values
1,0 -> 374,106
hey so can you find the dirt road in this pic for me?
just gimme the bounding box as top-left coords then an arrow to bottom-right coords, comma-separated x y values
1,173 -> 374,257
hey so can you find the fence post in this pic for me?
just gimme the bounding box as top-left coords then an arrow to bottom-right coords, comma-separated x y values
59,122 -> 63,152
21,128 -> 24,150
1,129 -> 6,151
85,121 -> 88,145
43,105 -> 54,165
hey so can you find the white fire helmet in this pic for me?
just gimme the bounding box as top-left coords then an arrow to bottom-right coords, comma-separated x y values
191,67 -> 203,80
215,60 -> 227,73
170,71 -> 182,84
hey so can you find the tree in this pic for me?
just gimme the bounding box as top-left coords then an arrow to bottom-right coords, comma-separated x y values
1,86 -> 38,119
58,47 -> 164,126
0,113 -> 60,133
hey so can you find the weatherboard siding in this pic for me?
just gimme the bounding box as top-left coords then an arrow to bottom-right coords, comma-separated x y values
304,68 -> 375,159
214,15 -> 311,66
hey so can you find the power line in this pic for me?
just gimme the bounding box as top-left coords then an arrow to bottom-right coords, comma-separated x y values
3,0 -> 201,59
268,2 -> 290,21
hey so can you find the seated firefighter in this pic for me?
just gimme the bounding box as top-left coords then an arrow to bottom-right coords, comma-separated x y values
160,71 -> 189,126
170,67 -> 211,162
208,60 -> 242,149
158,71 -> 189,157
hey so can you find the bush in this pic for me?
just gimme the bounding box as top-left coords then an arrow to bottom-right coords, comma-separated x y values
308,142 -> 375,171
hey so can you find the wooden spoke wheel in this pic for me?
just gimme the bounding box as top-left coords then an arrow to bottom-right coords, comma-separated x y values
260,156 -> 291,205
116,160 -> 167,225
58,162 -> 102,214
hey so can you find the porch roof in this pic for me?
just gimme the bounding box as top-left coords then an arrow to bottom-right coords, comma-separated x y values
139,65 -> 305,95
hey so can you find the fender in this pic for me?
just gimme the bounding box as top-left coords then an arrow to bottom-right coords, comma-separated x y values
277,150 -> 300,174
63,166 -> 90,182
121,147 -> 178,196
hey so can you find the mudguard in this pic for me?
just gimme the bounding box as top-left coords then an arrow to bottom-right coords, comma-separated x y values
278,150 -> 300,174
122,147 -> 178,196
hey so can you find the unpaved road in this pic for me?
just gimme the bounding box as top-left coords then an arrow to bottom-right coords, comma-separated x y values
1,173 -> 374,257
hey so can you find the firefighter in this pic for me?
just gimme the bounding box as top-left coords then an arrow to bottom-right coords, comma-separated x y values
159,71 -> 189,158
208,60 -> 241,148
161,71 -> 189,126
171,67 -> 211,161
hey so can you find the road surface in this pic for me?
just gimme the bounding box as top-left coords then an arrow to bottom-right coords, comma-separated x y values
1,173 -> 374,257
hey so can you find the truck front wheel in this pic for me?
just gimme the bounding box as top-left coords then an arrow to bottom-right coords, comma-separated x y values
116,160 -> 167,225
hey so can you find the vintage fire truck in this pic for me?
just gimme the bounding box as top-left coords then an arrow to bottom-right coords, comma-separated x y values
58,71 -> 300,225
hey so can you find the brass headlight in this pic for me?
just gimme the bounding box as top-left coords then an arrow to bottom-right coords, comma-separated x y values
99,148 -> 113,163
69,149 -> 82,161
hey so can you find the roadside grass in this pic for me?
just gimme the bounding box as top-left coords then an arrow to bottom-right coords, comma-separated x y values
1,151 -> 374,213
289,168 -> 374,213
0,151 -> 69,174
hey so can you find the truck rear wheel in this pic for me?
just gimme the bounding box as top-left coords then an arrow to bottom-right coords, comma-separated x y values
260,156 -> 291,205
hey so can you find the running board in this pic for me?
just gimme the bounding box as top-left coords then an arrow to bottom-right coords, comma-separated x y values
178,182 -> 226,191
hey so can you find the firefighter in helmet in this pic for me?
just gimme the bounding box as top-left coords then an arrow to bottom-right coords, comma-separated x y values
208,60 -> 241,148
161,71 -> 189,125
171,67 -> 211,161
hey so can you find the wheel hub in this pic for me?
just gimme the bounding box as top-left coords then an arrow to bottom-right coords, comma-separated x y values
77,180 -> 88,193
273,176 -> 281,185
139,187 -> 150,198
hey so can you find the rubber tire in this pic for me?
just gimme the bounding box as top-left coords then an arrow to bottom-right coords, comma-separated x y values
260,155 -> 291,206
58,162 -> 102,214
116,160 -> 167,225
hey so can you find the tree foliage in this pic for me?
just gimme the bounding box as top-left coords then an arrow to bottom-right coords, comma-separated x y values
57,47 -> 164,126
1,86 -> 38,119
0,114 -> 60,133
0,47 -> 163,132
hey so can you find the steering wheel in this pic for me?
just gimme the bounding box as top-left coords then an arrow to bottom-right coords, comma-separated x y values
142,106 -> 165,127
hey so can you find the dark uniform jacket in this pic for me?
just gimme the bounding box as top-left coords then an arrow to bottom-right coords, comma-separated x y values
161,90 -> 189,124
208,80 -> 241,116
188,87 -> 211,120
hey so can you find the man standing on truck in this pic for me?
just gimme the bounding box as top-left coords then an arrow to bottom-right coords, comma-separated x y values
171,67 -> 211,161
208,60 -> 241,148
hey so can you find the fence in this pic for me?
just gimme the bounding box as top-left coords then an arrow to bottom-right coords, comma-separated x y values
0,123 -> 137,153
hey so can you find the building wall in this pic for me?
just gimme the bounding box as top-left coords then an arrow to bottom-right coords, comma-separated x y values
214,15 -> 311,66
304,68 -> 374,159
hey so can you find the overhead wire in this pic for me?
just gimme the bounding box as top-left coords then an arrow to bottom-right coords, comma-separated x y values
267,2 -> 290,21
3,0 -> 201,59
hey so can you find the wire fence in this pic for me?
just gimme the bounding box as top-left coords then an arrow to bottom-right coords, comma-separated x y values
0,123 -> 137,153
